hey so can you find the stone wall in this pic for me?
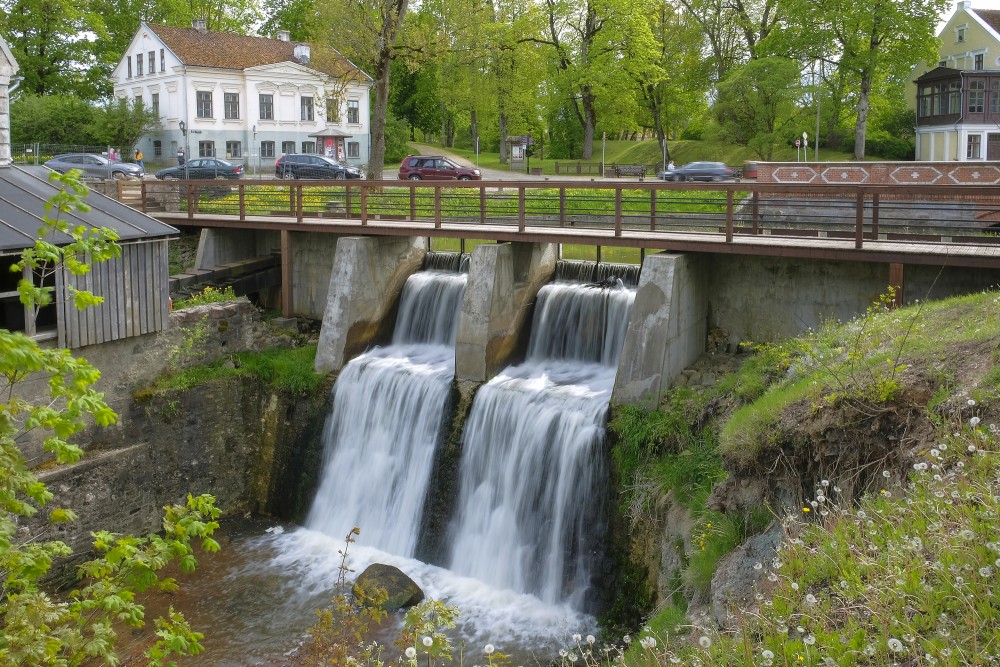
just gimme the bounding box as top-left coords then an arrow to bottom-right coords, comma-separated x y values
24,300 -> 330,553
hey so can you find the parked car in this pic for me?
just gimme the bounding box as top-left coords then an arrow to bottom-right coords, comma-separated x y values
398,155 -> 481,180
44,153 -> 144,180
155,158 -> 245,180
275,154 -> 364,179
658,161 -> 735,182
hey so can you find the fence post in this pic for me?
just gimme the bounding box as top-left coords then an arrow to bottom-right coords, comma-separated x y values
725,190 -> 735,242
855,191 -> 864,249
614,187 -> 623,237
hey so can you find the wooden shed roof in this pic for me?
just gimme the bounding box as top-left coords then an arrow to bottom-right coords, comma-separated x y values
0,167 -> 177,253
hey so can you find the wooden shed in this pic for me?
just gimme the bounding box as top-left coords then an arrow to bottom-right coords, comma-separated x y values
0,166 -> 179,348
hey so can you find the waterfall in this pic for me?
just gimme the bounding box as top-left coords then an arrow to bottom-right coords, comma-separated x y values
304,270 -> 466,556
423,251 -> 471,273
555,260 -> 641,287
448,281 -> 634,609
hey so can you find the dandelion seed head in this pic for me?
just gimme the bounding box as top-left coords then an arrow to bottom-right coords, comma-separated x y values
405,648 -> 417,659
888,638 -> 904,653
698,636 -> 711,649
422,636 -> 434,648
484,644 -> 495,655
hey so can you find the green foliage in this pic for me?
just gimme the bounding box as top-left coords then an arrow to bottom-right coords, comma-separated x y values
383,112 -> 412,163
152,344 -> 323,396
1,175 -> 218,666
89,97 -> 163,156
173,285 -> 239,310
684,508 -> 772,595
9,94 -> 101,145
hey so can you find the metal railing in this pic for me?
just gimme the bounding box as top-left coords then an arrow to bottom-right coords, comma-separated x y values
135,178 -> 1000,255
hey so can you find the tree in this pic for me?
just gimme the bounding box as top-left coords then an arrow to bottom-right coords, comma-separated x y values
774,0 -> 948,159
90,97 -> 162,155
314,0 -> 411,180
0,0 -> 107,97
9,94 -> 100,145
1,171 -> 220,665
676,0 -> 782,82
538,0 -> 659,159
714,56 -> 803,159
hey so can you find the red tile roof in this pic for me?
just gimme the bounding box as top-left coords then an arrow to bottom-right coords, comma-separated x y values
973,9 -> 1000,36
146,24 -> 370,83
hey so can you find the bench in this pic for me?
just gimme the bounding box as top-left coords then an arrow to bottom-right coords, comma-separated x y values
614,164 -> 647,179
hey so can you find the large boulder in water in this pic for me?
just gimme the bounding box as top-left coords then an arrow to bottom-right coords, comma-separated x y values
353,563 -> 425,612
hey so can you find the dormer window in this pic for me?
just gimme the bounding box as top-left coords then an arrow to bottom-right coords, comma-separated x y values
957,25 -> 967,43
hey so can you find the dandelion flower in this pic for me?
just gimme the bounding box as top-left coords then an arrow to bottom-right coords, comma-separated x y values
762,650 -> 775,660
820,479 -> 830,487
753,562 -> 763,570
791,582 -> 799,591
802,507 -> 811,513
484,644 -> 495,655
960,529 -> 975,540
805,593 -> 817,605
586,635 -> 595,645
623,635 -> 632,645
803,635 -> 816,646
882,470 -> 891,478
971,416 -> 981,427
698,636 -> 711,649
639,636 -> 657,650
888,638 -> 904,653
405,648 -> 417,659
422,636 -> 434,648
968,398 -> 977,406
572,634 -> 582,643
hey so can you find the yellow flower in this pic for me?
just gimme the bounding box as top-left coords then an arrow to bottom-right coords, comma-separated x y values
802,507 -> 811,513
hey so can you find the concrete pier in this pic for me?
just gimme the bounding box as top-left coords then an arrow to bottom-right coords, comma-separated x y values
613,253 -> 708,407
455,242 -> 557,383
314,236 -> 427,374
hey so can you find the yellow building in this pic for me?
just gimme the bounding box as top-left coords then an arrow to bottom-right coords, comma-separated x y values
912,1 -> 1000,160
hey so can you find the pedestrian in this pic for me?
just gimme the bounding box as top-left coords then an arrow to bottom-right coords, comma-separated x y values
177,148 -> 185,166
134,148 -> 144,171
667,160 -> 675,171
109,147 -> 118,161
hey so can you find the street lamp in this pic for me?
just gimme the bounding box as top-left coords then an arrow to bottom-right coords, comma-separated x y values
179,121 -> 189,179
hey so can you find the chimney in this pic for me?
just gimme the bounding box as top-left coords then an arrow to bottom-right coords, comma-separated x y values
293,44 -> 311,64
959,0 -> 971,10
192,18 -> 207,33
0,35 -> 20,168
277,30 -> 291,42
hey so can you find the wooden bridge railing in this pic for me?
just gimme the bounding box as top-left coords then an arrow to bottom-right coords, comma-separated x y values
137,178 -> 1000,253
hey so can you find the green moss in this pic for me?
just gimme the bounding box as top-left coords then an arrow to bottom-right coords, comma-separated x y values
150,344 -> 323,396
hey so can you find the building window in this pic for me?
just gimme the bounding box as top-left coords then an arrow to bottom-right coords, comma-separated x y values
967,134 -> 982,159
347,100 -> 359,124
281,141 -> 295,155
197,91 -> 213,118
127,56 -> 132,78
153,140 -> 162,157
347,141 -> 359,158
259,94 -> 273,120
160,48 -> 165,72
939,60 -> 947,67
136,55 -> 143,77
261,141 -> 275,158
134,95 -> 142,107
301,141 -> 316,153
199,141 -> 216,157
326,97 -> 339,122
224,93 -> 239,119
976,54 -> 985,70
151,93 -> 159,117
970,79 -> 985,113
301,96 -> 314,121
948,81 -> 961,114
226,141 -> 242,158
957,26 -> 967,43
148,51 -> 155,74
992,81 -> 1000,114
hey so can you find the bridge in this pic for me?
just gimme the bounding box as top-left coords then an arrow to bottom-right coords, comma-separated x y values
123,177 -> 1000,401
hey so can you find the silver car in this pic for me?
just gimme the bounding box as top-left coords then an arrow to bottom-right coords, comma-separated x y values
44,153 -> 145,180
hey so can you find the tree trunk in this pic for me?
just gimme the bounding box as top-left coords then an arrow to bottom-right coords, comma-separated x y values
580,88 -> 597,160
367,0 -> 410,180
470,109 -> 478,154
854,72 -> 872,160
499,113 -> 508,165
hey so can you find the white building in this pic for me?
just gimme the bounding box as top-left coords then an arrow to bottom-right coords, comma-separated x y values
113,21 -> 373,172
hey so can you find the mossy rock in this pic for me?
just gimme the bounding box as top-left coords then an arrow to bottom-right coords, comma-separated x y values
353,563 -> 424,612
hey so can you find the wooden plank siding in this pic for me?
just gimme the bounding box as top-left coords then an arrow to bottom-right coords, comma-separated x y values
56,240 -> 171,349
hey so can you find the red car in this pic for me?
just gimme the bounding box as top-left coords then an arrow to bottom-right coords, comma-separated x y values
398,155 -> 481,180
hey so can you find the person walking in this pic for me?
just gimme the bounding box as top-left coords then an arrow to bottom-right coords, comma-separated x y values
134,148 -> 144,171
177,148 -> 185,166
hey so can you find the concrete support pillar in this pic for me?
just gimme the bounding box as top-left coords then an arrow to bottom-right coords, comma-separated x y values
612,253 -> 708,407
194,228 -> 259,270
455,241 -> 557,383
315,236 -> 427,374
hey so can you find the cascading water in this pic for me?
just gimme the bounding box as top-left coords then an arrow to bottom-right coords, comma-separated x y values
447,280 -> 635,609
304,268 -> 466,556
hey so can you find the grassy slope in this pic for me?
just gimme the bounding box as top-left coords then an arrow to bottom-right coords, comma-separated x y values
609,289 -> 1000,664
412,138 -> 863,175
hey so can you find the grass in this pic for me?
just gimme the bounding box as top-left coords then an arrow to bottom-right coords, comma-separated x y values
149,344 -> 323,396
418,138 -> 864,176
